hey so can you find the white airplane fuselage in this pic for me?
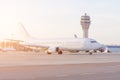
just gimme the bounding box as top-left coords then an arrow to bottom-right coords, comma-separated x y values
18,23 -> 108,54
21,37 -> 105,53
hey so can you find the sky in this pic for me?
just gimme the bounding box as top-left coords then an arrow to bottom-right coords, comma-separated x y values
0,0 -> 120,45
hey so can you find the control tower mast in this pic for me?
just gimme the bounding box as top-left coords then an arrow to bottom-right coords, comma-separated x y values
81,13 -> 91,38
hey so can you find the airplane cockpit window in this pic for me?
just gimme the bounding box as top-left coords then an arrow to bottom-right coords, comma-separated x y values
90,41 -> 97,43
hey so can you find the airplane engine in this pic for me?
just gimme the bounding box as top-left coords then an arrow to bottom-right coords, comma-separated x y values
46,47 -> 62,54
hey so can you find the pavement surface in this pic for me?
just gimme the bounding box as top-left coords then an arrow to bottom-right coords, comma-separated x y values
0,52 -> 120,80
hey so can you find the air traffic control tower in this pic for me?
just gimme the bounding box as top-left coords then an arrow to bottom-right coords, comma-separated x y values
81,13 -> 91,38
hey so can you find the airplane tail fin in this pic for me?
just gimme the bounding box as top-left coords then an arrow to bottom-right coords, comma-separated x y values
17,23 -> 31,40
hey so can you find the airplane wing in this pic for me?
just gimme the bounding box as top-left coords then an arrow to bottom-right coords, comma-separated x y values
19,41 -> 49,49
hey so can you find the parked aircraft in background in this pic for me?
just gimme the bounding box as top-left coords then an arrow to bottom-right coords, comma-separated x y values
0,48 -> 16,52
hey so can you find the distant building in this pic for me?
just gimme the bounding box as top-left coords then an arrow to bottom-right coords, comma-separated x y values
81,13 -> 91,38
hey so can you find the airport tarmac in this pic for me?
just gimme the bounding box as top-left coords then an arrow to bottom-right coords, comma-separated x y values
0,52 -> 120,80
0,52 -> 120,66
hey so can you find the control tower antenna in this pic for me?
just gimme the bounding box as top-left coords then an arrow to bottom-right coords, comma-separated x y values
81,13 -> 91,38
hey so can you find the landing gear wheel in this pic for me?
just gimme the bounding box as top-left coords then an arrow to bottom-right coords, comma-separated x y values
58,50 -> 62,54
89,52 -> 93,55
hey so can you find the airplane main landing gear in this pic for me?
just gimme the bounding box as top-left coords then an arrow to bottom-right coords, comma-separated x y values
56,47 -> 62,54
89,52 -> 93,55
58,50 -> 62,54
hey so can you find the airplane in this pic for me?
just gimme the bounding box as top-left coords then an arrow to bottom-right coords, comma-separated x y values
18,23 -> 109,55
0,48 -> 16,52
